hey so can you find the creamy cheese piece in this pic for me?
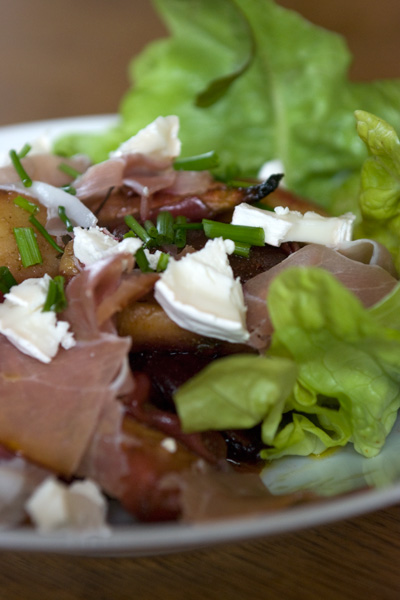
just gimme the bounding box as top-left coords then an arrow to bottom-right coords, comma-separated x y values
154,238 -> 249,343
258,159 -> 286,187
0,275 -> 75,363
2,181 -> 98,235
73,226 -> 143,266
231,203 -> 356,247
160,437 -> 178,453
110,115 -> 181,160
25,477 -> 108,532
144,248 -> 164,271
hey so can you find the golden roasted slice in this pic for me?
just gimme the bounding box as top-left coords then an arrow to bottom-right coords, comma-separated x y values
0,190 -> 60,283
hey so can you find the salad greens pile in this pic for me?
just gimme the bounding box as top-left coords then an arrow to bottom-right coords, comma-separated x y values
355,110 -> 400,271
175,268 -> 400,459
54,0 -> 400,460
55,0 -> 400,214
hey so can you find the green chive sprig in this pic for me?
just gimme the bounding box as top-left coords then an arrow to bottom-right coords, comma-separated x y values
13,195 -> 39,215
202,219 -> 265,246
29,215 -> 64,254
60,184 -> 77,195
0,266 -> 17,294
13,227 -> 42,267
173,215 -> 187,249
124,215 -> 154,247
156,252 -> 170,272
156,211 -> 174,244
42,275 -> 67,313
9,149 -> 32,187
144,219 -> 158,239
18,143 -> 32,159
58,206 -> 74,232
134,247 -> 154,272
173,151 -> 219,171
58,163 -> 82,179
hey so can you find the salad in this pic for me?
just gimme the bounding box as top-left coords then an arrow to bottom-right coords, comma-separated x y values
1,0 -> 400,533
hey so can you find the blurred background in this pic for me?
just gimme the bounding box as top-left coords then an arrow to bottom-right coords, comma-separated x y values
0,0 -> 399,126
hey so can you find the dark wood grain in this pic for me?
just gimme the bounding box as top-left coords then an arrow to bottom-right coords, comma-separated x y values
0,504 -> 399,600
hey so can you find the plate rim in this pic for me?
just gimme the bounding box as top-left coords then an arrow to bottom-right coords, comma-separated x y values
0,114 -> 399,555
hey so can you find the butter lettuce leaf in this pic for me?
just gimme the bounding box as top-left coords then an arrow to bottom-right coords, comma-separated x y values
265,267 -> 400,458
355,110 -> 400,270
54,0 -> 400,212
174,267 -> 400,460
174,354 -> 297,437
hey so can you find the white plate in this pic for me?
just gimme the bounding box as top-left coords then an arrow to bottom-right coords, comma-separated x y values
1,115 -> 400,556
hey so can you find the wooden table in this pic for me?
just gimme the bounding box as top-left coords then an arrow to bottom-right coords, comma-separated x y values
1,1 -> 400,598
0,504 -> 399,599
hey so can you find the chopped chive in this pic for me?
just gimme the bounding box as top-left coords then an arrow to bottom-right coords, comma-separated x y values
58,163 -> 82,179
9,149 -> 32,187
18,143 -> 32,159
0,266 -> 17,294
156,252 -> 170,272
124,215 -> 153,247
173,215 -> 187,249
13,195 -> 39,215
172,222 -> 203,231
225,179 -> 254,188
134,247 -> 154,272
29,215 -> 64,254
60,184 -> 76,195
253,201 -> 275,212
144,219 -> 158,238
233,242 -> 251,258
202,219 -> 265,246
156,211 -> 174,244
174,150 -> 219,171
58,206 -> 74,232
123,230 -> 137,239
13,227 -> 42,267
42,275 -> 67,313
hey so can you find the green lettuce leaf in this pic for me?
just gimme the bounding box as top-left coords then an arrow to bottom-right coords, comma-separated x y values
354,110 -> 400,270
54,0 -> 400,212
265,267 -> 400,458
174,267 -> 400,460
174,354 -> 297,437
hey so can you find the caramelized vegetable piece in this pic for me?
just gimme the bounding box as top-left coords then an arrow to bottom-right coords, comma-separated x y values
0,190 -> 61,282
117,300 -> 208,351
119,416 -> 203,521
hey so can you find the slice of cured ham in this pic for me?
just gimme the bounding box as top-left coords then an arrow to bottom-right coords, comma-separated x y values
0,254 -> 157,476
244,241 -> 399,350
0,154 -> 90,187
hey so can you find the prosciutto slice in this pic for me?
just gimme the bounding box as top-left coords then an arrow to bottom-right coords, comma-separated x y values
0,154 -> 90,187
0,254 -> 157,476
244,241 -> 399,350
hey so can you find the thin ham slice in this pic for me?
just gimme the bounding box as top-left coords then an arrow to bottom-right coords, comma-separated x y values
0,324 -> 131,475
74,152 -> 214,222
0,154 -> 90,187
244,241 -> 398,351
0,254 -> 157,476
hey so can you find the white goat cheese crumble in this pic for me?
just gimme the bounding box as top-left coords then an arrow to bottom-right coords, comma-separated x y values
110,115 -> 181,160
231,203 -> 355,247
258,159 -> 286,187
154,238 -> 249,343
1,181 -> 98,235
73,226 -> 143,266
25,477 -> 108,532
0,275 -> 75,363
